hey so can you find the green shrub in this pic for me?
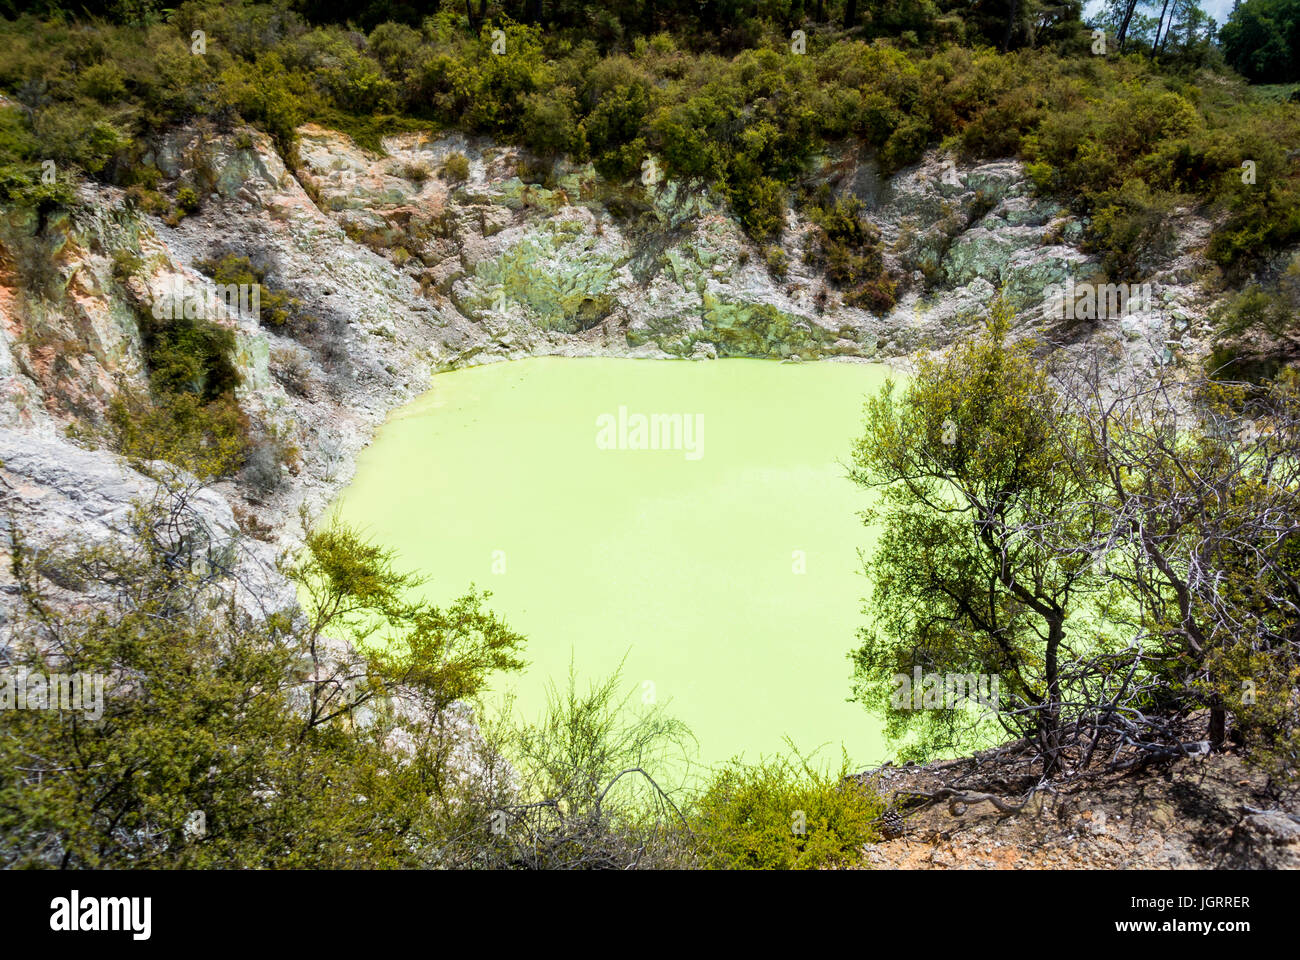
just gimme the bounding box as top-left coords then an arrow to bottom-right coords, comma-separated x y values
0,500 -> 528,868
398,160 -> 431,183
110,247 -> 144,284
522,87 -> 581,159
108,389 -> 249,480
0,162 -> 75,211
124,184 -> 172,217
196,254 -> 307,329
881,113 -> 932,172
651,95 -> 725,181
763,244 -> 788,279
439,151 -> 470,182
692,752 -> 883,870
140,304 -> 240,400
216,53 -> 307,162
1085,179 -> 1181,279
727,170 -> 785,243
78,61 -> 127,103
584,67 -> 655,180
492,663 -> 697,869
105,275 -> 253,479
174,184 -> 200,214
806,194 -> 897,313
1208,272 -> 1300,379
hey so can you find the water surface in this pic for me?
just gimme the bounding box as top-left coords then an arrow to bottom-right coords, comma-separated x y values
330,357 -> 892,772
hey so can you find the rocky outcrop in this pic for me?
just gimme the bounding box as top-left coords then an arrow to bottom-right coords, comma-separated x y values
0,428 -> 292,619
0,117 -> 1231,564
0,118 -> 1228,642
285,126 -> 1216,369
0,198 -> 152,437
857,740 -> 1300,869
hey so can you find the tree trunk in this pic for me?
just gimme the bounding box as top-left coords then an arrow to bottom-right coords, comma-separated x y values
843,0 -> 857,29
1040,617 -> 1064,775
1117,0 -> 1139,51
1003,0 -> 1020,52
1151,0 -> 1172,57
466,0 -> 489,31
1209,699 -> 1227,751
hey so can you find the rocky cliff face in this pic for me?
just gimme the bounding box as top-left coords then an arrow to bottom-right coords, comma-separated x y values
0,119 -> 1223,610
0,428 -> 291,620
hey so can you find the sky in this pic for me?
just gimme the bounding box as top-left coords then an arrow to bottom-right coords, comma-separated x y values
1082,0 -> 1237,28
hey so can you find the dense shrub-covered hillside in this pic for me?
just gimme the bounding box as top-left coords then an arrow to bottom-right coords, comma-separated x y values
1,2 -> 1297,277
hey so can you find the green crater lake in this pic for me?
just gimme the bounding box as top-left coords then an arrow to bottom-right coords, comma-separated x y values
330,357 -> 892,772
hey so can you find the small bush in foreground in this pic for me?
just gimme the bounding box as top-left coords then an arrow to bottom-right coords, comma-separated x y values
692,750 -> 882,869
0,501 -> 528,869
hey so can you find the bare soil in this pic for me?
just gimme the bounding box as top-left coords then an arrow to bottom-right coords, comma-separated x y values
854,741 -> 1300,869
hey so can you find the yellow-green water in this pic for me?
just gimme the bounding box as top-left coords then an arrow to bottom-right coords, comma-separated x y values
328,357 -> 892,772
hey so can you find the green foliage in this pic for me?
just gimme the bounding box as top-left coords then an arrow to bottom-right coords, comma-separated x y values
1221,0 -> 1300,83
506,662 -> 690,812
1086,178 -> 1182,279
1208,263 -> 1300,379
763,243 -> 788,279
1106,374 -> 1300,777
439,150 -> 470,182
79,61 -> 128,102
850,295 -> 1300,778
483,662 -> 698,868
650,95 -> 725,181
217,53 -> 309,160
0,162 -> 74,212
397,159 -> 431,182
110,247 -> 144,283
107,390 -> 249,480
692,749 -> 882,869
1208,645 -> 1300,780
0,109 -> 37,170
105,273 -> 252,480
139,305 -> 239,400
291,518 -> 527,716
0,109 -> 74,209
1,3 -> 1294,277
583,57 -> 655,180
849,297 -> 1109,765
124,183 -> 172,216
521,87 -> 581,160
805,193 -> 896,313
726,170 -> 785,242
196,253 -> 308,329
174,184 -> 200,214
0,497 -> 527,868
1204,118 -> 1300,275
1024,77 -> 1202,276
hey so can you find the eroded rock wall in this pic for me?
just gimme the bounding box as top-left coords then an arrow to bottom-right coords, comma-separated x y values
0,119 -> 1224,621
